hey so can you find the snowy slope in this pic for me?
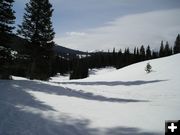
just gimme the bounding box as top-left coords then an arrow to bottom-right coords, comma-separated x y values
1,54 -> 180,135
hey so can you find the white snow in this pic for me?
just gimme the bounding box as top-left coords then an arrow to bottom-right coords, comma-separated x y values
50,73 -> 69,82
12,76 -> 29,80
1,54 -> 180,135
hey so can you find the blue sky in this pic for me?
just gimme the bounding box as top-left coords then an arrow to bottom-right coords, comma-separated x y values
14,0 -> 180,51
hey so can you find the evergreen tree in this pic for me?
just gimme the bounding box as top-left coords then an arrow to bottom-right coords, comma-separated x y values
164,41 -> 171,56
17,0 -> 55,80
146,45 -> 151,60
0,0 -> 15,34
135,47 -> 140,62
145,62 -> 152,73
159,41 -> 164,57
140,45 -> 145,61
116,49 -> 122,68
0,0 -> 16,79
112,48 -> 117,66
118,49 -> 122,55
0,46 -> 12,79
173,34 -> 180,54
70,59 -> 89,80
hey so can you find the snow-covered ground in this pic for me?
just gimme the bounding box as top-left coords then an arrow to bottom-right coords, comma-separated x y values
1,54 -> 180,135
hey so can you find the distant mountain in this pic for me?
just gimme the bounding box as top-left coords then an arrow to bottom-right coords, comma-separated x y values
7,35 -> 86,56
54,44 -> 86,55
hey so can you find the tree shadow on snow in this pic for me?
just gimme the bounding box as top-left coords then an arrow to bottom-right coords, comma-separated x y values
0,80 -> 55,111
1,80 -> 148,103
0,80 -> 162,135
0,102 -> 95,135
57,80 -> 167,86
0,102 -> 162,135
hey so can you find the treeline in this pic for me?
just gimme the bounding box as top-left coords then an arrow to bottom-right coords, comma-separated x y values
88,40 -> 175,69
69,35 -> 180,79
0,0 -> 180,80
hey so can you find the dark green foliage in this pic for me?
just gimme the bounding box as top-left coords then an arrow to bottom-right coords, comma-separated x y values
159,40 -> 173,57
164,41 -> 172,56
140,45 -> 145,61
152,51 -> 158,59
51,55 -> 71,76
0,0 -> 16,34
0,0 -> 15,79
0,46 -> 12,79
145,63 -> 152,73
29,56 -> 53,80
116,49 -> 123,68
136,47 -> 139,56
17,0 -> 55,42
159,41 -> 164,57
173,34 -> 180,54
123,48 -> 132,66
17,0 -> 55,80
10,55 -> 30,77
146,45 -> 151,60
70,59 -> 89,80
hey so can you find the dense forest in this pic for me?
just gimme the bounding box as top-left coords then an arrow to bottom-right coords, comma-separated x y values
0,0 -> 180,80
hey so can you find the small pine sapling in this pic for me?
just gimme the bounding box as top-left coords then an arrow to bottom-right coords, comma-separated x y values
145,62 -> 152,73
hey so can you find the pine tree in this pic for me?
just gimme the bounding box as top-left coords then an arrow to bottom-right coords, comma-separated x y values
146,45 -> 151,60
116,49 -> 122,68
164,41 -> 170,56
112,48 -> 116,66
145,62 -> 152,73
159,41 -> 164,57
134,47 -> 140,62
0,0 -> 16,79
17,0 -> 55,80
140,45 -> 145,61
173,34 -> 180,54
70,59 -> 89,80
0,0 -> 16,34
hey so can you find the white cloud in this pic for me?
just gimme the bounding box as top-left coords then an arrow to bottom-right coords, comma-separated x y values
55,9 -> 180,51
66,32 -> 87,36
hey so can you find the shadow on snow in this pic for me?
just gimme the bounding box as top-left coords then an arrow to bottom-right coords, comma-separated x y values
0,80 -> 162,135
0,103 -> 162,135
57,80 -> 167,86
0,80 -> 147,103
